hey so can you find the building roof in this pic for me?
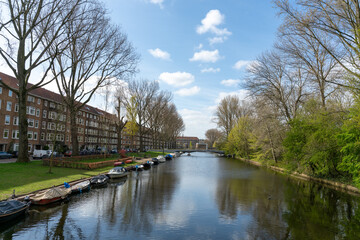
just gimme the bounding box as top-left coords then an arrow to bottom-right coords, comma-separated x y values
176,136 -> 199,141
0,72 -> 116,118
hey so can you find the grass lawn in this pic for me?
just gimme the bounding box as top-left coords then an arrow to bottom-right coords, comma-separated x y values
0,161 -> 136,200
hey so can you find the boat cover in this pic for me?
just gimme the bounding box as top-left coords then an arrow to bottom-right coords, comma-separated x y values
71,181 -> 90,191
90,174 -> 108,184
109,167 -> 126,173
31,187 -> 71,201
0,200 -> 26,215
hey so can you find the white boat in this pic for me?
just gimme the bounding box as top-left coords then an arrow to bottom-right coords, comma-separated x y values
71,180 -> 91,194
107,167 -> 129,179
157,155 -> 166,163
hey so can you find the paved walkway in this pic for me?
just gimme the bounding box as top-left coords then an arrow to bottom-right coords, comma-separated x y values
0,158 -> 40,163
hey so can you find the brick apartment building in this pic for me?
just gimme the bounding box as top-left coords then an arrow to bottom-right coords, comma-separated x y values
176,136 -> 199,149
0,72 -> 155,153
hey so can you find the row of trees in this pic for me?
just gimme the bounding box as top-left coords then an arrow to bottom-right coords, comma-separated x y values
208,0 -> 360,188
115,80 -> 185,152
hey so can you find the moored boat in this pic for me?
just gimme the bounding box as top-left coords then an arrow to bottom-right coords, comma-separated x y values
0,200 -> 30,223
143,162 -> 152,170
157,155 -> 166,163
152,158 -> 159,165
107,167 -> 129,179
30,187 -> 71,205
125,159 -> 133,164
70,180 -> 91,194
135,165 -> 144,171
90,174 -> 109,187
165,154 -> 173,160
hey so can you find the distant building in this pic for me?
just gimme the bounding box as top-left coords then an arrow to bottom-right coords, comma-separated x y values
176,136 -> 199,149
196,142 -> 208,150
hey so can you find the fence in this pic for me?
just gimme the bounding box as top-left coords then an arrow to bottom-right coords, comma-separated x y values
42,155 -> 133,170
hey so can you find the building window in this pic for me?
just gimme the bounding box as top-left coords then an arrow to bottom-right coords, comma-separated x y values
0,87 -> 2,94
47,133 -> 54,141
27,96 -> 35,102
28,131 -> 33,140
13,117 -> 19,126
5,115 -> 10,125
37,98 -> 41,105
14,104 -> 19,112
47,122 -> 56,130
49,102 -> 55,108
28,119 -> 35,128
42,121 -> 46,129
12,130 -> 19,139
0,99 -> 1,109
13,143 -> 19,151
3,129 -> 9,139
34,132 -> 38,140
41,133 -> 45,141
35,120 -> 39,128
26,106 -> 35,115
6,101 -> 12,111
36,108 -> 40,117
43,110 -> 47,118
8,90 -> 12,97
28,144 -> 32,152
44,100 -> 48,107
48,111 -> 56,120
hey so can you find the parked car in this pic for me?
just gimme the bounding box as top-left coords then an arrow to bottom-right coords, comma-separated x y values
64,150 -> 72,157
110,149 -> 118,154
0,151 -> 13,159
33,150 -> 53,159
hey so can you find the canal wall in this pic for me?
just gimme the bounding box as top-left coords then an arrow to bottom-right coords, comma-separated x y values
239,158 -> 360,195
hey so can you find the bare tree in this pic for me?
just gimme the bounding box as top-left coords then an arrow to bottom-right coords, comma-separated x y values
114,85 -> 128,151
0,0 -> 84,162
123,80 -> 159,151
213,95 -> 251,137
158,103 -> 185,152
245,50 -> 309,123
205,128 -> 223,149
276,13 -> 343,108
275,0 -> 360,91
49,2 -> 139,156
146,91 -> 172,149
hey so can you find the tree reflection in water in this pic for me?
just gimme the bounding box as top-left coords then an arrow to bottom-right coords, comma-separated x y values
215,158 -> 360,239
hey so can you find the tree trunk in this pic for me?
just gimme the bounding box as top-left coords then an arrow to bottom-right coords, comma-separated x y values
70,110 -> 79,156
17,86 -> 30,162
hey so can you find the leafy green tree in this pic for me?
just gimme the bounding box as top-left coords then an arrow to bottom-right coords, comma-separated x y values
125,96 -> 138,149
283,100 -> 344,177
338,100 -> 360,188
225,116 -> 256,158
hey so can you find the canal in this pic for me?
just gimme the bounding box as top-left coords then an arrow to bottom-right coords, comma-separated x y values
1,152 -> 360,239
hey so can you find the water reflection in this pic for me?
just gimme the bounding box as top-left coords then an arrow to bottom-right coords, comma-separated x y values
1,152 -> 360,239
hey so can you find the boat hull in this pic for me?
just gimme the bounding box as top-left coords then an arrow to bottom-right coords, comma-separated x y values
31,197 -> 64,206
107,172 -> 129,179
0,204 -> 29,223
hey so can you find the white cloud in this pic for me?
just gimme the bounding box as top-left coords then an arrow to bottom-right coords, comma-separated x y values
196,43 -> 203,50
175,86 -> 200,96
233,60 -> 252,70
209,36 -> 227,45
196,10 -> 232,36
201,67 -> 220,73
148,48 -> 171,60
221,79 -> 240,87
189,49 -> 221,63
215,89 -> 249,103
179,108 -> 217,138
147,0 -> 164,8
158,72 -> 194,87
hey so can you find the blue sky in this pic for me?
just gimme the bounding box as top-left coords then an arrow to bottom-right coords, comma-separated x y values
101,0 -> 281,138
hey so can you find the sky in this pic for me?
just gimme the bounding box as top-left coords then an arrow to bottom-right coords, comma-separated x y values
100,0 -> 281,138
0,0 -> 281,139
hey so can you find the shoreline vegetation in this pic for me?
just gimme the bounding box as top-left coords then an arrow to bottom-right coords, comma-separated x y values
0,151 -> 168,200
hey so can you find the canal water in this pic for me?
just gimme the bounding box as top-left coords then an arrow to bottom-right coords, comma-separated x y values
1,152 -> 360,239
